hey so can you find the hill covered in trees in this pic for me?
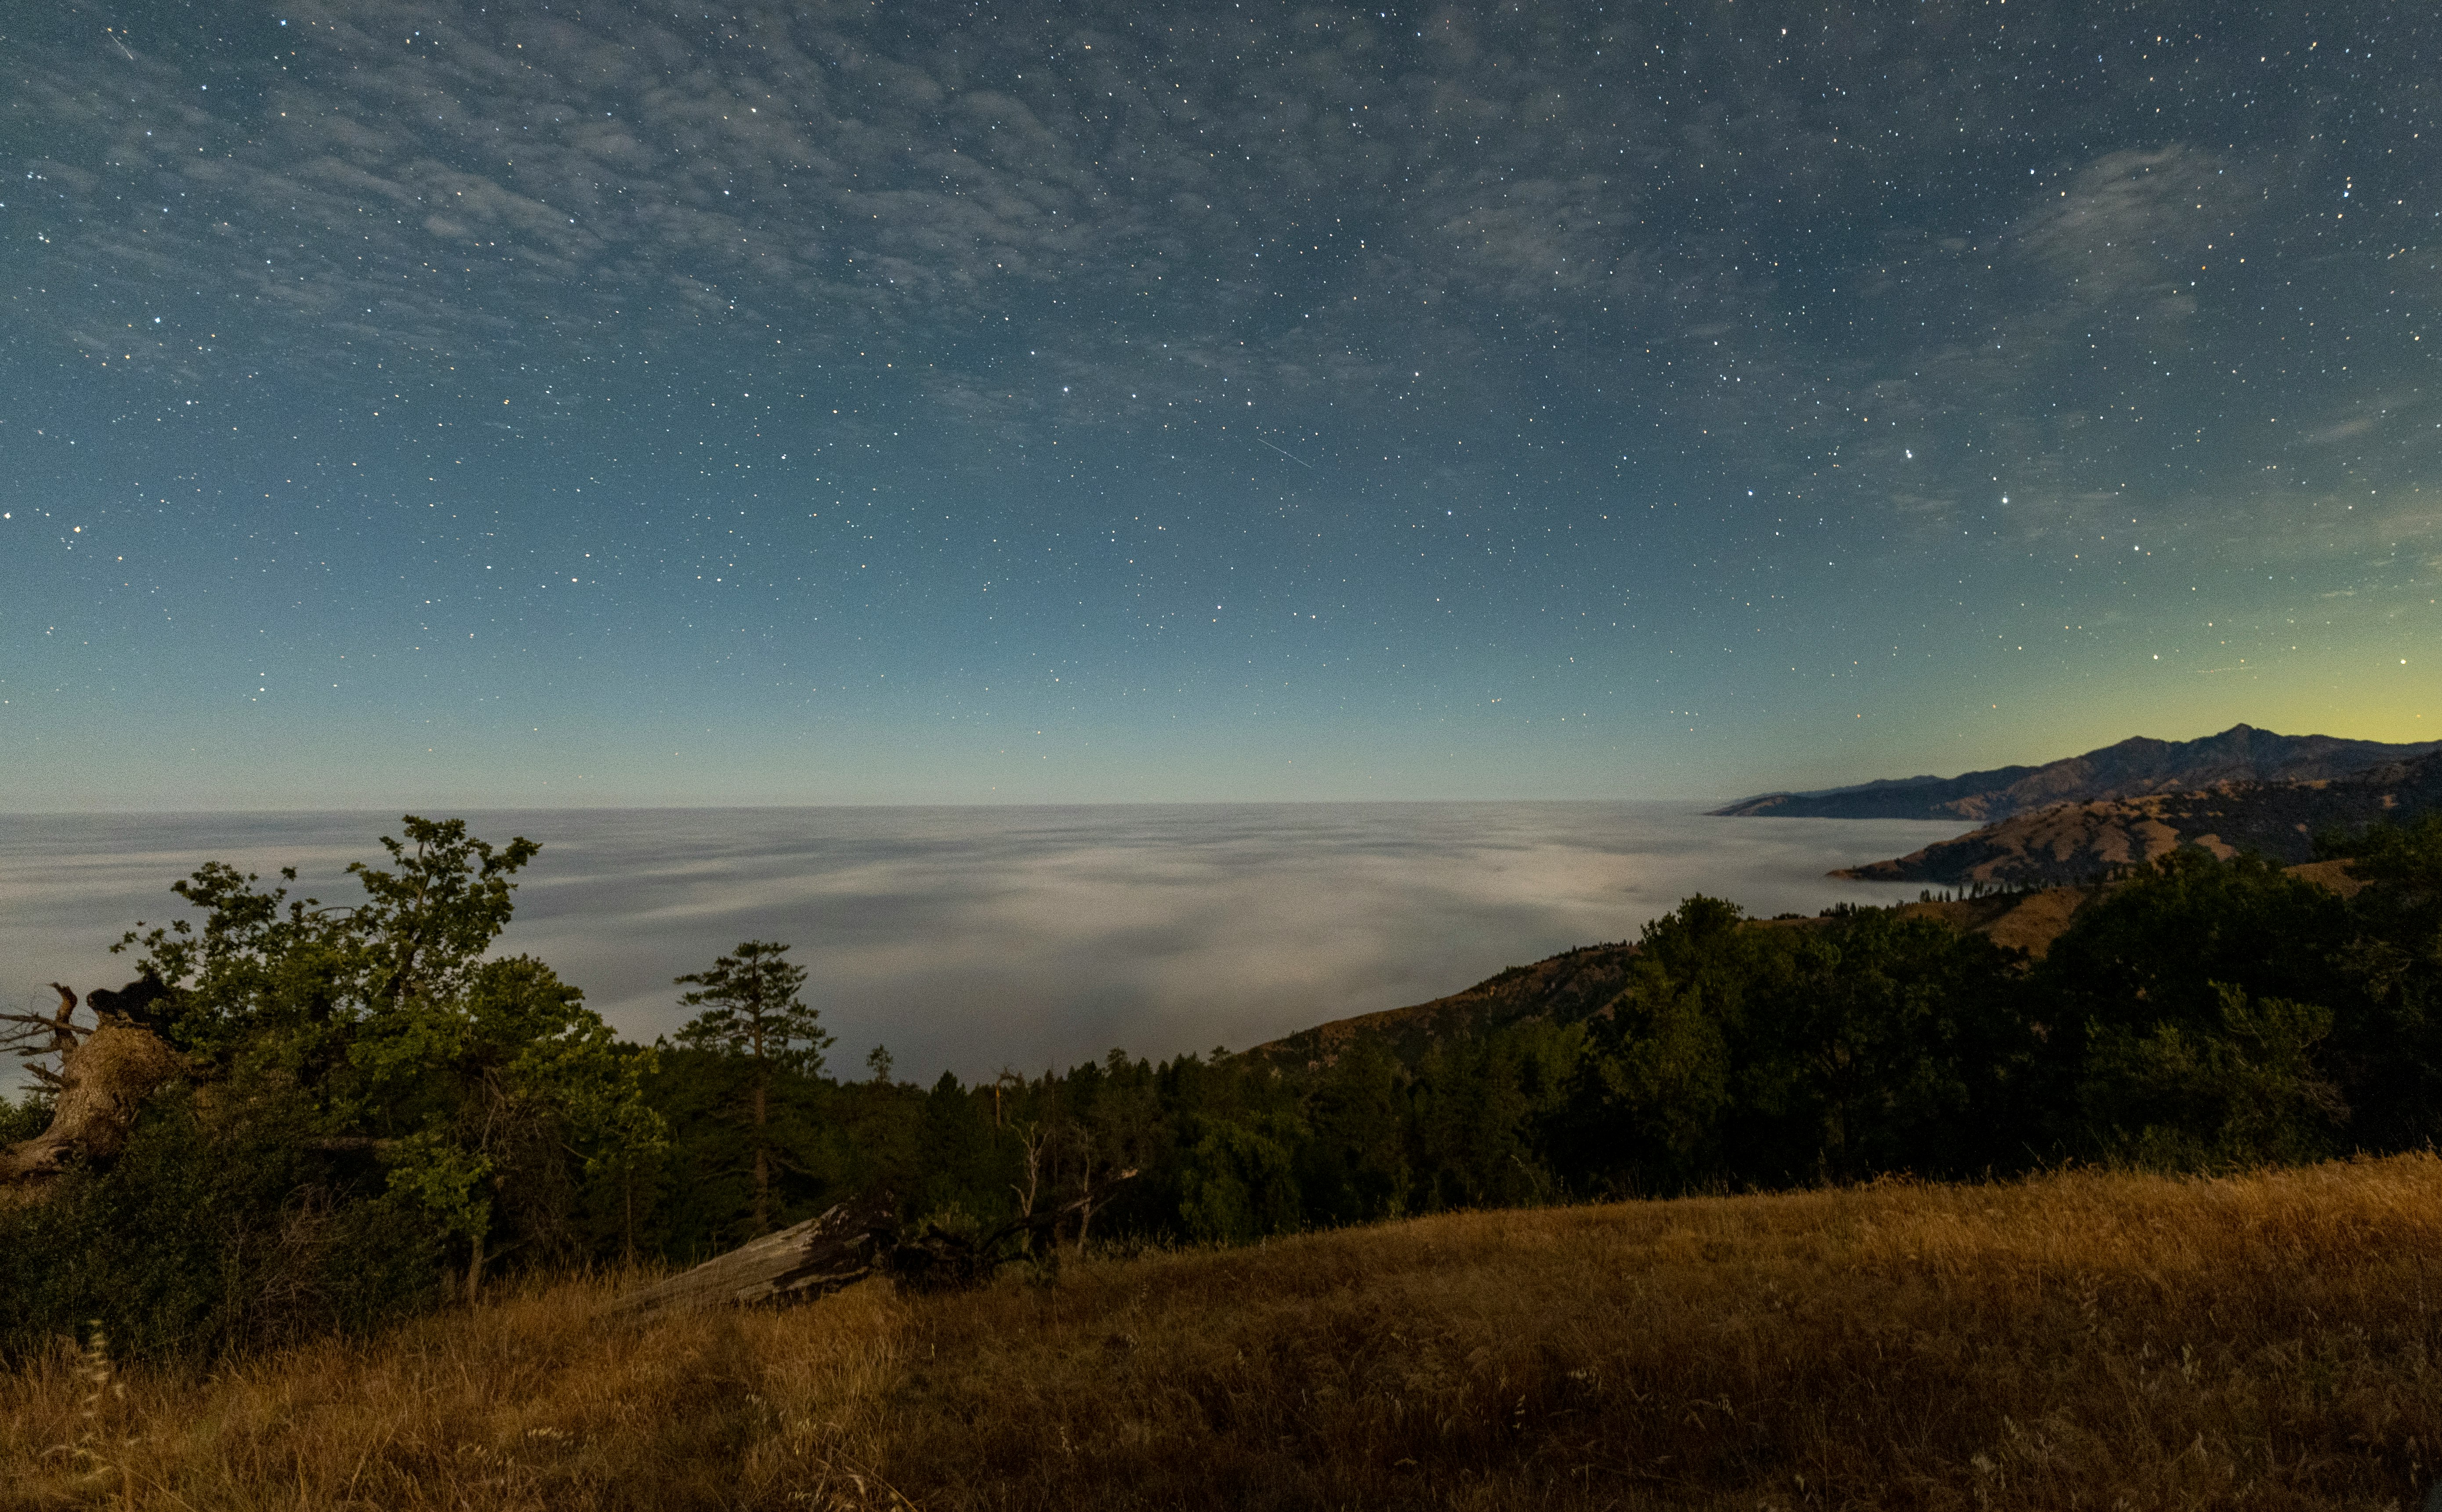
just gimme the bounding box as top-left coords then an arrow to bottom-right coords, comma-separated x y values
4,809 -> 2440,1360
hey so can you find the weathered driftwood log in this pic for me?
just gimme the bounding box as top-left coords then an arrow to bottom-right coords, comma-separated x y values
606,1197 -> 898,1317
0,987 -> 186,1201
606,1172 -> 1138,1319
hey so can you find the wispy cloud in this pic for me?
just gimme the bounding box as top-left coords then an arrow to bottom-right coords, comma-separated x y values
10,0 -> 2429,566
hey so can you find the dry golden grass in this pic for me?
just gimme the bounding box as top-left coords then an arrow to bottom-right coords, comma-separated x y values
6,1155 -> 2440,1510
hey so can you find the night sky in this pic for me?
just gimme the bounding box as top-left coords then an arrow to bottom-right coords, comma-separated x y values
4,0 -> 2433,810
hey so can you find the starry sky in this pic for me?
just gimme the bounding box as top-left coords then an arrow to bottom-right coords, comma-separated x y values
4,0 -> 2434,810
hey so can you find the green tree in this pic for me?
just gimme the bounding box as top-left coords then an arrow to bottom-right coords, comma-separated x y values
1176,1111 -> 1305,1244
355,955 -> 664,1295
1547,897 -> 2037,1193
1292,1035 -> 1412,1225
916,1070 -> 1004,1221
9,817 -> 658,1351
2321,813 -> 2442,1149
1734,909 -> 2036,1182
116,818 -> 661,1299
2038,850 -> 2352,1042
2039,850 -> 2356,1166
1411,1030 -> 1549,1211
2077,983 -> 2348,1168
672,940 -> 832,1234
1551,897 -> 1749,1195
124,816 -> 540,1082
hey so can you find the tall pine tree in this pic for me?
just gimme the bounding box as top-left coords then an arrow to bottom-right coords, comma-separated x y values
672,940 -> 831,1234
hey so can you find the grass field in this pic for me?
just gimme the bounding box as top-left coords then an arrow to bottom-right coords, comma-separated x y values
5,1154 -> 2439,1509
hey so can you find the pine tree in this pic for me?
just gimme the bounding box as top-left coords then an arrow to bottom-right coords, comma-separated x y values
672,940 -> 830,1234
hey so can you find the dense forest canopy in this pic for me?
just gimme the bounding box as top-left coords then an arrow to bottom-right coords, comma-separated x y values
4,813 -> 2439,1358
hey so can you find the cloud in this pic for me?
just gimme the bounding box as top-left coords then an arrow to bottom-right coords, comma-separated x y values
2011,146 -> 2231,315
0,0 -> 1798,426
10,0 -> 2432,561
1,805 -> 1964,1091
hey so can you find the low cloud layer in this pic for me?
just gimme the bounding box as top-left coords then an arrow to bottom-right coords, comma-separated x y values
3,804 -> 1963,1087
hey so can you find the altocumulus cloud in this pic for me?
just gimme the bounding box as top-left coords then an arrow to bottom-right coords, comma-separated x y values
19,0 -> 2432,547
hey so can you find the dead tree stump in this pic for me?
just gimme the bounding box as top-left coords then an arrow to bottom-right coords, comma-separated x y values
1,986 -> 186,1202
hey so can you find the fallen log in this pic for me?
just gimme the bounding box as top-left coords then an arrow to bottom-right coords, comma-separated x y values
605,1171 -> 1138,1318
605,1197 -> 897,1317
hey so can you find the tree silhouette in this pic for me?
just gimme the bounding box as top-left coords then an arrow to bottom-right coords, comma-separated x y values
673,940 -> 831,1234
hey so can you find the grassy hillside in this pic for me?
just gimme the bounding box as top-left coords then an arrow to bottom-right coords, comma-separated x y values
1834,752 -> 2442,886
7,1153 -> 2438,1510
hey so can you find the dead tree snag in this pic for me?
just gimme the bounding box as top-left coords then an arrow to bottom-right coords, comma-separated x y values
1,985 -> 186,1201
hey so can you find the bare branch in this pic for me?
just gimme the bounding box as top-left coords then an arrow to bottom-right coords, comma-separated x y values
1,1013 -> 90,1042
1,987 -> 91,1062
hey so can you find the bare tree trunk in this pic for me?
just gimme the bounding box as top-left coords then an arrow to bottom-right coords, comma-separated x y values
1012,1123 -> 1047,1252
466,1232 -> 486,1303
1073,1132 -> 1100,1256
622,1163 -> 637,1266
751,1070 -> 770,1233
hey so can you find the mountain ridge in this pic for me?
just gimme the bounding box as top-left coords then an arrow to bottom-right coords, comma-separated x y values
1713,724 -> 2440,822
1832,750 -> 2442,886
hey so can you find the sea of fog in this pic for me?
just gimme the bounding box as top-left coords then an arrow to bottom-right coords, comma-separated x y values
2,804 -> 1971,1089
